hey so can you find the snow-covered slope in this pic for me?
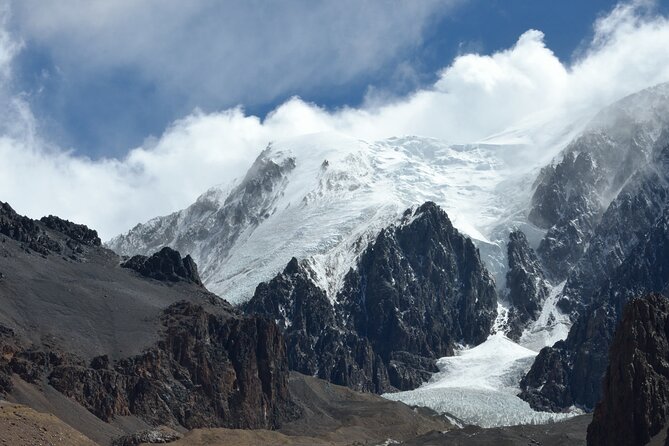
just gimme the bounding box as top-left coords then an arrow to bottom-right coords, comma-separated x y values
109,132 -> 549,303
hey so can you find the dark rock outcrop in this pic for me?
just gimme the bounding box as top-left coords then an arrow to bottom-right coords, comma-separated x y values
0,201 -> 103,259
2,301 -> 297,430
0,201 -> 61,255
122,247 -> 203,286
587,294 -> 669,446
40,215 -> 101,247
244,258 -> 390,393
504,230 -> 550,340
519,340 -> 573,412
245,202 -> 497,392
339,202 -> 497,368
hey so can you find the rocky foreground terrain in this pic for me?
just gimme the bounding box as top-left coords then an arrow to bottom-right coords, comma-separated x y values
0,201 -> 297,443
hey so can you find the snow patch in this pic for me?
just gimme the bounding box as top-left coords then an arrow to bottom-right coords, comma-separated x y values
519,281 -> 571,352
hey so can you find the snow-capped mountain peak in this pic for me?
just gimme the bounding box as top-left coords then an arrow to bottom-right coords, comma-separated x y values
109,131 -> 537,303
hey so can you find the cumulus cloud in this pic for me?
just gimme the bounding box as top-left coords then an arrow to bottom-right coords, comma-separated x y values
2,1 -> 669,240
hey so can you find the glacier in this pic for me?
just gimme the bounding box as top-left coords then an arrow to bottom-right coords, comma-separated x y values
383,331 -> 581,428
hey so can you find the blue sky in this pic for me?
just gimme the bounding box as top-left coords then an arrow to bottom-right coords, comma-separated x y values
8,0 -> 651,159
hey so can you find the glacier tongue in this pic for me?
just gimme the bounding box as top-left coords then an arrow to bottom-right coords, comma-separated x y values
383,332 -> 581,428
384,281 -> 576,427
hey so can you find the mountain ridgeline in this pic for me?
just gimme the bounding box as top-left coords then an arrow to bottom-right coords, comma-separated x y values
243,202 -> 498,392
520,128 -> 669,412
0,201 -> 298,444
101,84 -> 669,441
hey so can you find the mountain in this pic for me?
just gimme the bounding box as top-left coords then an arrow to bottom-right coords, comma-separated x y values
520,130 -> 669,412
107,133 -> 546,304
529,83 -> 669,306
243,202 -> 497,393
102,82 -> 669,431
503,229 -> 551,341
4,200 -> 580,445
0,201 -> 297,443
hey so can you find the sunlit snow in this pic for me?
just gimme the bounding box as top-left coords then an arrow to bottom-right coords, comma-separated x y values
202,132 -> 553,302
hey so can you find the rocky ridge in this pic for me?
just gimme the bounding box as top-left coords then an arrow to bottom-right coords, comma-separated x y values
504,229 -> 550,340
520,132 -> 669,412
0,202 -> 100,258
122,246 -> 203,286
529,83 -> 669,285
0,202 -> 298,442
244,202 -> 498,392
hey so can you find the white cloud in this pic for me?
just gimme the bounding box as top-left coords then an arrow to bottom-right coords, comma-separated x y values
2,1 -> 669,240
10,0 -> 459,108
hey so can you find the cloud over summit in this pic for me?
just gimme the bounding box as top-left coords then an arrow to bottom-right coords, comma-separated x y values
2,1 -> 669,240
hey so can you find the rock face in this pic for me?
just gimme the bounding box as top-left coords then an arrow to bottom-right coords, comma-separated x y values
40,215 -> 101,247
0,201 -> 101,259
122,247 -> 203,286
504,230 -> 550,340
1,301 -> 297,430
519,121 -> 669,413
528,84 -> 669,282
530,147 -> 606,281
0,202 -> 61,255
244,202 -> 498,392
520,206 -> 669,411
243,258 -> 390,393
587,294 -> 669,446
529,85 -> 669,283
558,130 -> 669,315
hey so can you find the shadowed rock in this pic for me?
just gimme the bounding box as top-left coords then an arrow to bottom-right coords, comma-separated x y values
40,215 -> 101,247
2,301 -> 298,431
587,294 -> 669,446
122,247 -> 203,286
245,202 -> 497,393
505,230 -> 550,340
